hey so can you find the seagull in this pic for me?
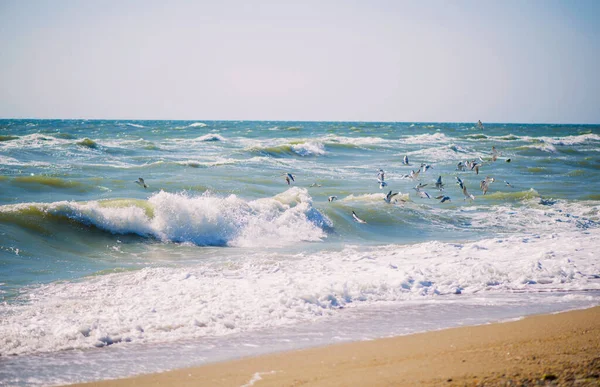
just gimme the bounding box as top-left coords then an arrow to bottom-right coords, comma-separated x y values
480,177 -> 495,195
413,184 -> 431,199
409,168 -> 421,180
377,169 -> 387,189
455,176 -> 464,189
416,190 -> 431,199
435,176 -> 444,190
504,181 -> 514,188
462,184 -> 475,201
352,211 -> 367,224
456,161 -> 466,171
477,120 -> 484,129
135,177 -> 148,189
435,195 -> 451,203
402,155 -> 410,165
491,146 -> 501,162
328,196 -> 338,202
384,190 -> 399,204
467,160 -> 480,175
420,163 -> 433,173
309,183 -> 322,187
283,173 -> 295,185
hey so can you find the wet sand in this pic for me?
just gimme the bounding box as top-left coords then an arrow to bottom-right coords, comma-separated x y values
68,306 -> 600,387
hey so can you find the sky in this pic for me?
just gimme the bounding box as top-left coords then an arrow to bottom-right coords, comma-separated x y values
0,0 -> 599,123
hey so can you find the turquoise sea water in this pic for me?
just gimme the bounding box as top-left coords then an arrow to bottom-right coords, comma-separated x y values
1,120 -> 599,385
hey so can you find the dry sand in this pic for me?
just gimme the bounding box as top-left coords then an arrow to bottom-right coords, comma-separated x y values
69,306 -> 600,387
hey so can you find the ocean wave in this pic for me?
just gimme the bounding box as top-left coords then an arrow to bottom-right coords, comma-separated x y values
291,141 -> 326,156
194,133 -> 225,142
10,175 -> 88,191
400,132 -> 450,144
124,123 -> 146,128
176,158 -> 238,168
405,143 -> 475,163
188,122 -> 207,128
248,140 -> 326,157
1,228 -> 598,356
0,188 -> 331,247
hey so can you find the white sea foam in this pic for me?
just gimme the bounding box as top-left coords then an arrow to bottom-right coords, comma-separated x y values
1,228 -> 598,356
124,123 -> 145,128
405,144 -> 476,163
291,141 -> 326,156
0,188 -> 330,247
188,122 -> 208,128
400,132 -> 450,144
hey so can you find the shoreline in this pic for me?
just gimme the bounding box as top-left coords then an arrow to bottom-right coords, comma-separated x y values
67,306 -> 600,387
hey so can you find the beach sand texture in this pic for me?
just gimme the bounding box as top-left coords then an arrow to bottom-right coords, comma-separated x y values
69,306 -> 600,387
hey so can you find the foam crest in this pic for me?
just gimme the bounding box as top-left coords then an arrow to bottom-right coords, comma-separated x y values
1,229 -> 597,356
401,132 -> 450,144
0,189 -> 330,247
291,141 -> 326,156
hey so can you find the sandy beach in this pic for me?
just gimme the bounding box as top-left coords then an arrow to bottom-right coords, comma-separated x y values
67,306 -> 600,387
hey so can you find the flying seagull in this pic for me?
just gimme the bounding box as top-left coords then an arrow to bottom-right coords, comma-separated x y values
352,211 -> 367,224
480,176 -> 495,195
283,173 -> 295,185
377,169 -> 387,189
384,190 -> 399,204
462,184 -> 475,201
328,196 -> 338,202
435,175 -> 444,190
135,177 -> 148,189
435,195 -> 451,203
402,155 -> 410,165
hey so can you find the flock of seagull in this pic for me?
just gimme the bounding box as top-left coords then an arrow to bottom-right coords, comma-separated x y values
133,145 -> 513,225
285,146 -> 512,224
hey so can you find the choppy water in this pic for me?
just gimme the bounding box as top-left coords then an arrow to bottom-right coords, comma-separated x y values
1,120 -> 599,385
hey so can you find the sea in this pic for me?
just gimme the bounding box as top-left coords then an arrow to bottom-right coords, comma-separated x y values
1,120 -> 599,386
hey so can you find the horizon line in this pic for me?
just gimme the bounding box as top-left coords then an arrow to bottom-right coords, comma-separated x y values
1,117 -> 599,126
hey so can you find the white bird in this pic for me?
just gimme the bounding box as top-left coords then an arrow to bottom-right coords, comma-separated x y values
462,184 -> 475,201
283,173 -> 295,185
435,176 -> 444,190
409,168 -> 421,180
455,176 -> 464,189
466,160 -> 480,175
377,169 -> 387,189
491,146 -> 501,162
480,177 -> 495,195
504,181 -> 514,188
402,155 -> 410,165
456,161 -> 466,171
135,177 -> 148,189
416,190 -> 431,199
352,211 -> 367,224
384,190 -> 399,204
435,195 -> 451,203
414,182 -> 428,190
420,163 -> 433,173
328,196 -> 338,202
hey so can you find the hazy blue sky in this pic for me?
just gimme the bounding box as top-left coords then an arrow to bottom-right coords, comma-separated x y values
1,0 -> 599,123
